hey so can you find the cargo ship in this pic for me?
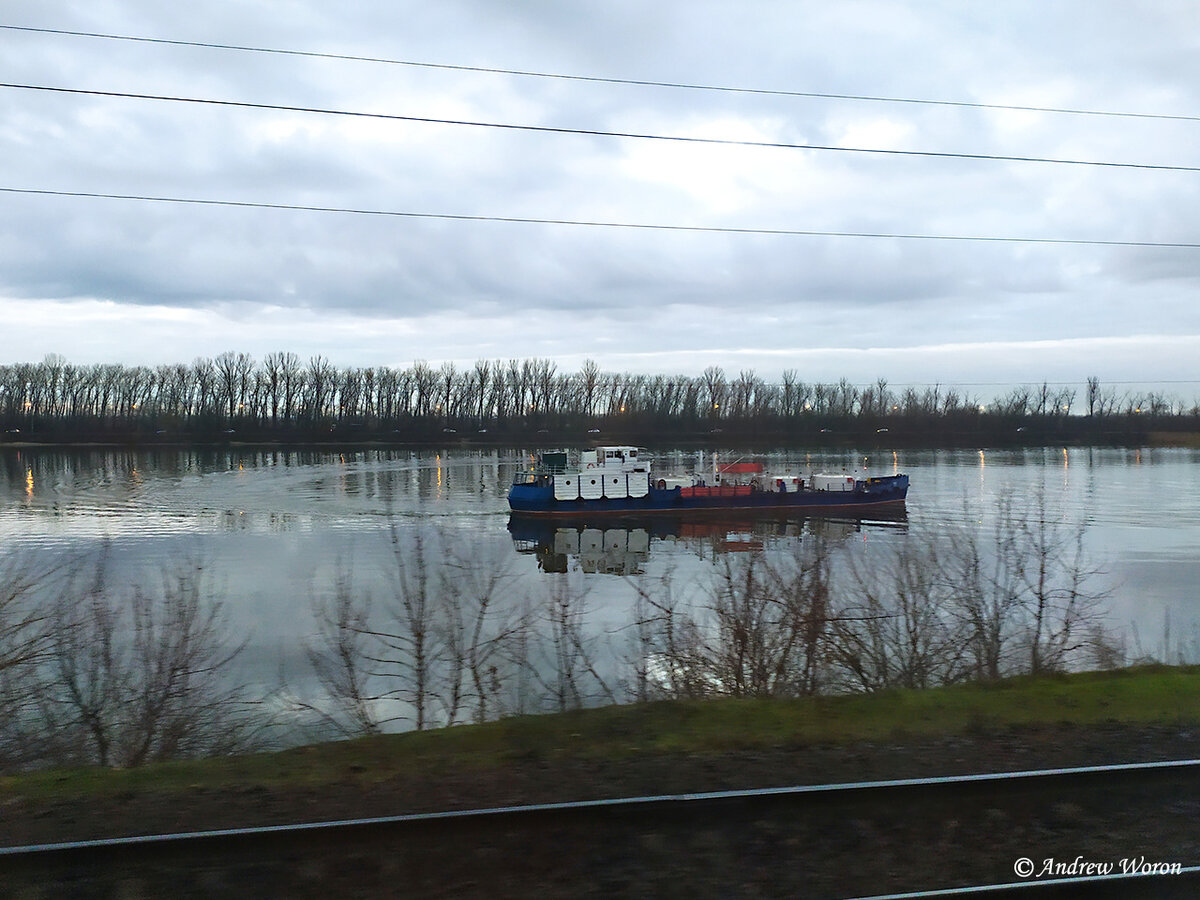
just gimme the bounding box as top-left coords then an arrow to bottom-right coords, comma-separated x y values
507,446 -> 908,516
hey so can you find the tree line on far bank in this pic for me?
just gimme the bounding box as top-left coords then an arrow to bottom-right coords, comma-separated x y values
1,353 -> 1195,445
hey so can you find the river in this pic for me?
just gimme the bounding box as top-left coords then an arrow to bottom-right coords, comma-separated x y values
2,445 -> 1198,731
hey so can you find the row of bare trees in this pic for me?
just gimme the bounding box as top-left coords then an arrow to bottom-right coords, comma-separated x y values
620,495 -> 1113,702
299,530 -> 613,736
301,493 -> 1121,739
3,354 -> 1193,440
826,495 -> 1111,691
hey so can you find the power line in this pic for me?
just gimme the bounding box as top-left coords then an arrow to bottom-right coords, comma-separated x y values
5,186 -> 1199,249
874,380 -> 1200,387
4,23 -> 1198,125
5,82 -> 1200,174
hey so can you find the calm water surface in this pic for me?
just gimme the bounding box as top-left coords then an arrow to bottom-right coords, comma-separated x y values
3,445 -> 1199,680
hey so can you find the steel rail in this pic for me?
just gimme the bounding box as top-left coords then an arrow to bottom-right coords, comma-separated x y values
846,865 -> 1200,898
3,757 -> 1198,859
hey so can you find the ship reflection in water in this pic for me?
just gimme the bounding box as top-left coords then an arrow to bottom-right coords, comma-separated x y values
507,510 -> 908,575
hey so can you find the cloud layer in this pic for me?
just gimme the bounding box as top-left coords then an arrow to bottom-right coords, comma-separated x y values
2,1 -> 1199,396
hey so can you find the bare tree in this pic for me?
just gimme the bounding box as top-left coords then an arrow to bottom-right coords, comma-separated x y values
302,565 -> 384,737
368,527 -> 443,730
625,568 -> 708,701
305,355 -> 337,423
36,551 -> 258,768
578,358 -> 601,418
827,536 -> 968,691
441,541 -> 528,724
533,574 -> 614,712
702,365 -> 727,422
0,549 -> 67,769
262,351 -> 290,426
214,351 -> 255,424
1016,492 -> 1110,674
940,492 -> 1111,680
625,540 -> 834,702
471,358 -> 493,423
0,550 -> 57,675
940,497 -> 1027,681
304,525 -> 536,734
704,540 -> 831,698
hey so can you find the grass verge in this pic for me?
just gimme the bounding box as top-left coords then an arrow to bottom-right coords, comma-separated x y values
4,665 -> 1199,802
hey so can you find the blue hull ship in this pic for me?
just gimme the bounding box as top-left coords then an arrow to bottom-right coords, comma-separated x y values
507,446 -> 909,517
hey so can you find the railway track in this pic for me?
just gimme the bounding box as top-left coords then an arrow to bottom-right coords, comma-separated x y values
3,759 -> 1198,898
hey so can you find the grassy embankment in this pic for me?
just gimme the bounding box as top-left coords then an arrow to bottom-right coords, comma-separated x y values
4,665 -> 1199,802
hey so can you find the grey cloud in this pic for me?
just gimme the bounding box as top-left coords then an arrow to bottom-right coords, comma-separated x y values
1,0 -> 1198,388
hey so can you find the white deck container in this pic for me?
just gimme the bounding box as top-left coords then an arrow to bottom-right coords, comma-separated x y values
812,474 -> 857,492
554,474 -> 580,501
603,473 -> 628,499
627,472 -> 649,497
580,474 -> 603,500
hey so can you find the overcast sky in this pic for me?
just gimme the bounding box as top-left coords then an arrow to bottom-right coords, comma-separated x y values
2,1 -> 1199,400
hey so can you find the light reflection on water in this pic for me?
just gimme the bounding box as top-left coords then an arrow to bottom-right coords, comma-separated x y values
2,445 -> 1199,673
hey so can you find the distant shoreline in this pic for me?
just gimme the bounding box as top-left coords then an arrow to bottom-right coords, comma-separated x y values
3,431 -> 1199,451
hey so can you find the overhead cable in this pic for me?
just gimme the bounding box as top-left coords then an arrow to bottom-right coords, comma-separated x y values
3,82 -> 1199,174
4,186 -> 1199,249
3,23 -> 1198,124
